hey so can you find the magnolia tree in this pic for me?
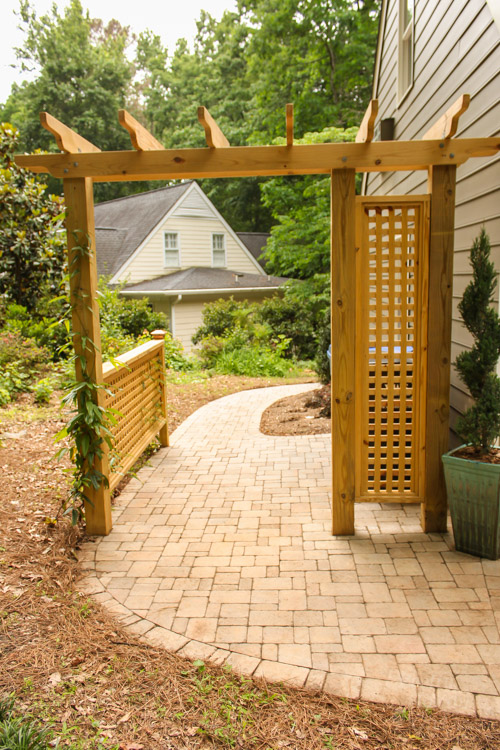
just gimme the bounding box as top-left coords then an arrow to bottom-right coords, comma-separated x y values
0,122 -> 65,313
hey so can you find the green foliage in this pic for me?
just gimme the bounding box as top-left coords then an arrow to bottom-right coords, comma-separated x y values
1,303 -> 69,361
315,307 -> 331,385
3,0 -> 139,201
0,123 -> 65,313
0,696 -> 50,750
193,298 -> 298,376
253,294 -> 317,359
0,330 -> 49,405
455,229 -> 500,453
33,377 -> 53,404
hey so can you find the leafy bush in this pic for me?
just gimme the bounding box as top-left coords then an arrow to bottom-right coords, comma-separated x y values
315,307 -> 331,385
192,298 -> 248,344
254,295 -> 317,359
213,345 -> 295,377
0,331 -> 51,405
33,377 -> 53,404
1,303 -> 69,361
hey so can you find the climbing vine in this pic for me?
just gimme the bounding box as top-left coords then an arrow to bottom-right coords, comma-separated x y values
55,233 -> 116,525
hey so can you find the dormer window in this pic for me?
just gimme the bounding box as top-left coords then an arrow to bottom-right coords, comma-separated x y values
212,233 -> 226,267
398,0 -> 414,103
164,232 -> 180,267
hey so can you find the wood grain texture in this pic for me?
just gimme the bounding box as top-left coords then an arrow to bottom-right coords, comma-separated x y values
63,177 -> 111,536
197,106 -> 230,148
103,340 -> 167,489
152,330 -> 169,447
118,109 -> 164,151
331,169 -> 356,535
15,138 -> 500,181
286,103 -> 294,146
41,112 -> 100,154
422,165 -> 457,533
355,99 -> 379,143
422,94 -> 471,140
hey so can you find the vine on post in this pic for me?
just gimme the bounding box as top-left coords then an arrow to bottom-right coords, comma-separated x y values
55,233 -> 115,526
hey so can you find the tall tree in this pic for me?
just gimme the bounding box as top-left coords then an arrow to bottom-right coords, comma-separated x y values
2,0 -> 136,200
0,123 -> 65,312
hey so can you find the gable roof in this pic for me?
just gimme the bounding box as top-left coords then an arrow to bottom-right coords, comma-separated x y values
122,267 -> 287,295
94,182 -> 192,277
237,232 -> 270,270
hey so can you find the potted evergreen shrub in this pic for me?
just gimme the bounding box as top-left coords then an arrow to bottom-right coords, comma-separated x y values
442,228 -> 500,559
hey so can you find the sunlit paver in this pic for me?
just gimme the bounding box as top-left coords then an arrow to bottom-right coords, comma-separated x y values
79,384 -> 500,720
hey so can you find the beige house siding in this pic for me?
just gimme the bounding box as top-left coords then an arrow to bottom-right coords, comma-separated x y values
366,0 -> 500,438
113,186 -> 262,284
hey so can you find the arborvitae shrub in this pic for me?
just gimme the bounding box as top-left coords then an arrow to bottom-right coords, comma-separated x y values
455,228 -> 500,453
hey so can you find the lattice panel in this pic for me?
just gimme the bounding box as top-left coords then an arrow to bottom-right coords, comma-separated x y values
103,344 -> 166,490
356,198 -> 428,502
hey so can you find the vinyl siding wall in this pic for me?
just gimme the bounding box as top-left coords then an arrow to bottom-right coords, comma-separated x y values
366,0 -> 500,439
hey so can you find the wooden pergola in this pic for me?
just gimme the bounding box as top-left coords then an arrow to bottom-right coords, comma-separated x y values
16,98 -> 500,537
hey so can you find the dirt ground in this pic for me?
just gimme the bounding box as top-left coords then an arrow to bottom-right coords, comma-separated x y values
1,376 -> 499,749
260,384 -> 331,436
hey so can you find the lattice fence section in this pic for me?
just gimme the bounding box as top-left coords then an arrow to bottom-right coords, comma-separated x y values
102,339 -> 167,492
356,198 -> 429,502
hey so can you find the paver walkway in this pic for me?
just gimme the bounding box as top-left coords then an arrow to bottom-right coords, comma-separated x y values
80,384 -> 500,720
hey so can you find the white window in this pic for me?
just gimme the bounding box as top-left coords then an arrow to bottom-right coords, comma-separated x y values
164,232 -> 180,267
398,0 -> 414,103
212,233 -> 226,267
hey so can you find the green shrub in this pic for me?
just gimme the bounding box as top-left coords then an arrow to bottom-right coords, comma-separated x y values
2,303 -> 69,361
0,331 -> 50,405
315,307 -> 331,385
213,345 -> 295,377
33,377 -> 53,404
254,295 -> 317,359
192,298 -> 248,344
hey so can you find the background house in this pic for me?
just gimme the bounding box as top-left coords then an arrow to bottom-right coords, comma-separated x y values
364,0 -> 500,442
95,181 -> 286,351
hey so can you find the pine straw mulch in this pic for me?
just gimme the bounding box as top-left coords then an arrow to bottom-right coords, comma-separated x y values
1,377 -> 499,749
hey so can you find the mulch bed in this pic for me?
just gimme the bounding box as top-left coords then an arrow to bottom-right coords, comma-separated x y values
260,384 -> 331,435
1,378 -> 499,749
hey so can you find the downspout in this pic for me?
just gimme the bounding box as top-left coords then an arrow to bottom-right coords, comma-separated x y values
170,294 -> 182,337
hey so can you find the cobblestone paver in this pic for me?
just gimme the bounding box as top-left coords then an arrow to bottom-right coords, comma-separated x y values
79,384 -> 500,720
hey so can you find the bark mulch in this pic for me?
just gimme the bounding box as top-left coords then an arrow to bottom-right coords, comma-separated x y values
0,377 -> 498,749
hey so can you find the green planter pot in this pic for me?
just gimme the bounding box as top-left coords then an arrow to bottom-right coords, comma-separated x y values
442,447 -> 500,560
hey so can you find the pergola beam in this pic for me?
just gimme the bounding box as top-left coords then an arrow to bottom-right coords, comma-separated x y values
15,137 -> 499,181
286,103 -> 294,146
118,109 -> 164,151
40,112 -> 100,154
197,106 -> 230,148
355,99 -> 378,143
422,94 -> 470,141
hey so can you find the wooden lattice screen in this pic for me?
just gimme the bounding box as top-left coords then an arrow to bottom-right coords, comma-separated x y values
102,339 -> 168,491
355,196 -> 430,503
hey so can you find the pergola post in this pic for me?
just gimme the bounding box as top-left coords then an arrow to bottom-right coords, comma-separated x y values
63,177 -> 112,536
331,169 -> 356,535
422,165 -> 457,533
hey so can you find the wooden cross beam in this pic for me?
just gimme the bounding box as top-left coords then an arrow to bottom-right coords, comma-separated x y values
16,137 -> 499,181
40,112 -> 100,153
118,109 -> 164,151
422,94 -> 471,140
355,100 -> 378,143
197,106 -> 230,148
